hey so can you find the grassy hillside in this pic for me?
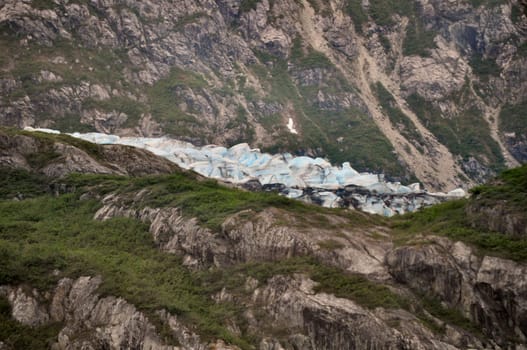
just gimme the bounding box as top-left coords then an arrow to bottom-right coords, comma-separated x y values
391,165 -> 527,261
0,127 -> 490,345
0,165 -> 485,346
1,129 -> 526,348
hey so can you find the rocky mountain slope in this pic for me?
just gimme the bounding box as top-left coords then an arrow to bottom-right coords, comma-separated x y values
0,0 -> 526,191
1,129 -> 526,349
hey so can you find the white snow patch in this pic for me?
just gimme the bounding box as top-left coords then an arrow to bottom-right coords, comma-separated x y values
287,118 -> 298,134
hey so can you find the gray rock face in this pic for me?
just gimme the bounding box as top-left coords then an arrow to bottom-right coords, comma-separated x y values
386,240 -> 527,345
2,277 -> 166,349
41,142 -> 117,178
505,134 -> 527,164
250,275 -> 482,349
399,38 -> 471,101
0,286 -> 49,327
466,200 -> 527,237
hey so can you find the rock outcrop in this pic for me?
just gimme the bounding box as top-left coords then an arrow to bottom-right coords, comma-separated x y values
94,193 -> 391,278
0,129 -> 178,177
466,200 -> 527,237
0,276 -> 238,350
250,275 -> 484,349
386,239 -> 527,345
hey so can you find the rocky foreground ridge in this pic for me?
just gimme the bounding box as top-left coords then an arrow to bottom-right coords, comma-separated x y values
0,129 -> 526,349
0,0 -> 526,190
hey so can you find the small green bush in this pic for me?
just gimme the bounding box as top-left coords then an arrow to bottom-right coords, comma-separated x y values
239,0 -> 263,13
469,54 -> 501,79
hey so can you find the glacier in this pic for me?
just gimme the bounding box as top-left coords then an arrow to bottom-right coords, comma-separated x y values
24,127 -> 466,216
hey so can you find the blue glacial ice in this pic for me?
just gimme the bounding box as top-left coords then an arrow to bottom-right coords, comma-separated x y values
24,127 -> 466,216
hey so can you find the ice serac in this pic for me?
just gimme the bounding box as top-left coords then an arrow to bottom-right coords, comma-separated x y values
26,127 -> 466,216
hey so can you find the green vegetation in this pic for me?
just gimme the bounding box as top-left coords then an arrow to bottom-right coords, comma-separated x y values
0,8 -> 208,136
469,54 -> 501,80
0,185 -> 477,344
392,199 -> 527,262
0,194 -> 252,348
201,257 -> 406,310
471,165 -> 527,209
372,82 -> 426,151
0,128 -> 106,174
403,19 -> 436,57
344,0 -> 368,32
239,0 -> 263,13
30,0 -> 62,9
30,0 -> 92,10
302,101 -> 407,174
146,67 -> 208,138
343,0 -> 437,55
52,113 -> 96,133
310,264 -> 407,309
518,41 -> 527,57
201,257 -> 480,335
0,35 -> 137,130
64,171 -> 374,231
511,4 -> 524,24
368,0 -> 413,27
418,294 -> 482,335
173,13 -> 207,31
291,43 -> 334,69
0,169 -> 48,200
468,0 -> 506,8
499,101 -> 527,142
0,161 -> 372,348
82,97 -> 148,128
306,0 -> 322,13
406,93 -> 504,172
343,0 -> 415,31
379,34 -> 392,53
290,37 -> 334,69
2,39 -> 131,93
392,166 -> 527,261
249,52 -> 409,177
225,106 -> 256,146
12,129 -> 104,161
317,239 -> 345,250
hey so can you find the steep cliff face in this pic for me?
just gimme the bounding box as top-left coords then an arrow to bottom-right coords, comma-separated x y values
386,242 -> 527,345
0,0 -> 525,190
